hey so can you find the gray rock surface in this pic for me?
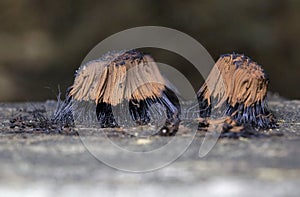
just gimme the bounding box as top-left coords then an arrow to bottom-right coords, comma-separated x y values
0,99 -> 300,197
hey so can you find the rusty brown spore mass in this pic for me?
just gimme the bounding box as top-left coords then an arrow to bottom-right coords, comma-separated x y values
198,53 -> 276,129
56,50 -> 180,136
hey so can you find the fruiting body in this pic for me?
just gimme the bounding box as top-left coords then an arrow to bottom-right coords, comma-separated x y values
66,50 -> 180,135
198,53 -> 276,129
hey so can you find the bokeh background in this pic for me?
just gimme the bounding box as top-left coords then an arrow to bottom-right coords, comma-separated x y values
0,0 -> 299,102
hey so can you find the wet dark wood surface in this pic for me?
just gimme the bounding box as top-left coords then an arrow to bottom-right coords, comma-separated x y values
0,99 -> 299,196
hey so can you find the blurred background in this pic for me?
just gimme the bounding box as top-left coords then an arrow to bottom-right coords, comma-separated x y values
0,0 -> 299,102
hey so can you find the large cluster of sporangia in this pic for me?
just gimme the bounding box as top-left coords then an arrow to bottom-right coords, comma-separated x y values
54,50 -> 276,136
